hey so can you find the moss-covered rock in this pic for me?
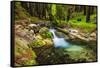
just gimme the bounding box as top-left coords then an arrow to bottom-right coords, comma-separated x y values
42,32 -> 53,38
30,39 -> 46,48
39,27 -> 49,33
39,27 -> 52,38
15,36 -> 37,66
44,39 -> 53,46
29,38 -> 53,48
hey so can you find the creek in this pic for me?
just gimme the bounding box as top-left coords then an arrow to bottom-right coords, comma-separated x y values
49,29 -> 84,51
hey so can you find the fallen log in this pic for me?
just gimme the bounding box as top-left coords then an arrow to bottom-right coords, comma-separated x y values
69,33 -> 89,42
55,27 -> 94,42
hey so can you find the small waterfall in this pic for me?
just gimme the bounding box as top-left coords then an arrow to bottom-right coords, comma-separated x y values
49,29 -> 70,48
49,29 -> 57,38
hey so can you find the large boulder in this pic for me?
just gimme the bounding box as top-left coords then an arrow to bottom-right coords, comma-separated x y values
90,32 -> 96,39
28,24 -> 38,27
28,24 -> 39,33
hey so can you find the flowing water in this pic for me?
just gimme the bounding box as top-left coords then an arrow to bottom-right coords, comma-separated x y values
36,29 -> 96,64
49,29 -> 83,51
49,29 -> 70,48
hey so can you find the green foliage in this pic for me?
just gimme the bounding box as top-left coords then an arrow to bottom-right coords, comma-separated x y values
68,14 -> 96,33
90,14 -> 97,23
39,27 -> 52,38
51,4 -> 56,16
69,21 -> 96,33
31,39 -> 46,47
42,32 -> 52,38
38,27 -> 52,38
46,32 -> 52,38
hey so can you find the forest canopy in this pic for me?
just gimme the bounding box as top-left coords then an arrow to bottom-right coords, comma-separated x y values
14,2 -> 97,32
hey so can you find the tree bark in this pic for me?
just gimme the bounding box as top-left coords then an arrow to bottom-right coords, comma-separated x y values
86,6 -> 91,22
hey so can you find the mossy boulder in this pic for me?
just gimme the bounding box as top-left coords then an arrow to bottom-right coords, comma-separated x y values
30,39 -> 46,48
29,38 -> 53,48
15,37 -> 37,66
39,27 -> 52,38
41,32 -> 52,38
44,39 -> 53,46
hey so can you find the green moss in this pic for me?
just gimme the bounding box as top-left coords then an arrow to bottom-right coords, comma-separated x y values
39,27 -> 52,38
46,32 -> 53,38
30,39 -> 46,48
67,13 -> 96,32
69,22 -> 96,33
15,37 -> 37,66
41,32 -> 52,38
34,40 -> 45,46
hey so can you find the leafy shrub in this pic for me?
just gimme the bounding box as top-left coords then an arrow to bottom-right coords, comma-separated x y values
42,32 -> 53,38
39,27 -> 52,38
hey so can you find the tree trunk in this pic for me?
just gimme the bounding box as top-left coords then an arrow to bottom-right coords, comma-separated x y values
67,8 -> 70,21
90,6 -> 94,14
86,6 -> 91,22
84,6 -> 86,15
